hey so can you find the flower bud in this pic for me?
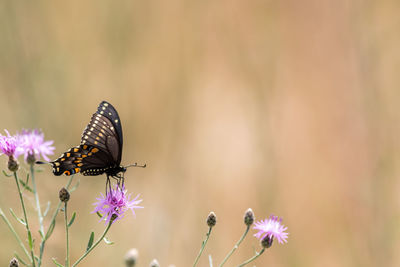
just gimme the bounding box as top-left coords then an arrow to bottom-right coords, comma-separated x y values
261,235 -> 273,248
9,257 -> 19,267
206,211 -> 217,228
149,259 -> 159,267
111,213 -> 118,222
244,208 -> 255,226
26,152 -> 36,165
59,187 -> 70,202
125,248 -> 139,267
7,156 -> 19,172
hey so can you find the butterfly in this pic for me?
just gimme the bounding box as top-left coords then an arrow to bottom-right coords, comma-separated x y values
45,101 -> 144,189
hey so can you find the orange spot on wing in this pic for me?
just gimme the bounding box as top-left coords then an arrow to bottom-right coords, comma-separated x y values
64,170 -> 71,176
74,168 -> 80,173
91,148 -> 99,153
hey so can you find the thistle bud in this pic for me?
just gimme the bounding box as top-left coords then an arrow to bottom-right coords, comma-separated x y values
9,257 -> 19,267
206,211 -> 217,228
26,152 -> 36,165
261,235 -> 273,248
59,187 -> 70,202
244,208 -> 255,226
149,259 -> 160,267
125,248 -> 139,267
111,213 -> 118,222
8,156 -> 19,172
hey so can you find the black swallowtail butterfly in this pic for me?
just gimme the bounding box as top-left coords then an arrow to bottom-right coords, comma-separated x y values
47,101 -> 144,188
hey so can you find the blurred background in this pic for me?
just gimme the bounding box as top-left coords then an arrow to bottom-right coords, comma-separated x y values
0,0 -> 399,266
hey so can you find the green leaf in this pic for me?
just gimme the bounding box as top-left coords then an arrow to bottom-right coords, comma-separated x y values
68,212 -> 76,227
103,237 -> 114,245
43,201 -> 51,217
96,212 -> 103,218
18,179 -> 33,193
9,208 -> 26,226
28,231 -> 33,250
39,229 -> 44,239
13,252 -> 28,266
52,258 -> 64,267
69,179 -> 80,192
45,220 -> 56,240
86,232 -> 94,251
2,170 -> 12,177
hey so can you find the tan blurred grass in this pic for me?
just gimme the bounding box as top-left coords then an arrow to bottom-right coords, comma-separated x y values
0,0 -> 400,266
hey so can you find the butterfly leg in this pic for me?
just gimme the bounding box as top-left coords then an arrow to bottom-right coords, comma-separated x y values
106,174 -> 112,196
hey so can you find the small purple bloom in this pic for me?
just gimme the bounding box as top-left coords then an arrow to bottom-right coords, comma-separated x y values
0,130 -> 23,158
18,129 -> 54,162
253,215 -> 289,244
93,186 -> 143,224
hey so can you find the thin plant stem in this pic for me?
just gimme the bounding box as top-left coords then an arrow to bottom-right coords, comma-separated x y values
236,248 -> 265,267
14,172 -> 36,267
71,221 -> 113,267
219,225 -> 250,267
30,164 -> 44,235
193,227 -> 213,267
0,207 -> 30,259
38,175 -> 74,266
64,202 -> 70,267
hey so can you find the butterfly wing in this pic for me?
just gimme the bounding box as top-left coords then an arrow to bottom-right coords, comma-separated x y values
51,145 -> 112,176
81,101 -> 123,164
50,101 -> 123,176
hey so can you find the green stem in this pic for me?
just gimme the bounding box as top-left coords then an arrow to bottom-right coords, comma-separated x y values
64,203 -> 70,267
14,172 -> 36,267
0,208 -> 30,260
237,248 -> 265,267
219,225 -> 250,267
30,165 -> 44,267
193,227 -> 213,267
38,175 -> 74,266
71,221 -> 113,267
30,165 -> 44,234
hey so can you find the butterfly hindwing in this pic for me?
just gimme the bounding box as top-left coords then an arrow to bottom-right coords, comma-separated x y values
51,145 -> 116,176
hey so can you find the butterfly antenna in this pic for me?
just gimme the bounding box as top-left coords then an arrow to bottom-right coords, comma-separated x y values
126,163 -> 147,168
36,161 -> 51,165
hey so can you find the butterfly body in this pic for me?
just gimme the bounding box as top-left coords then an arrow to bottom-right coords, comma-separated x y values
50,101 -> 125,179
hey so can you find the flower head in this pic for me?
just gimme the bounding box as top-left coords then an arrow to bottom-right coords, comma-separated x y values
93,186 -> 143,224
253,215 -> 288,245
18,129 -> 54,162
0,130 -> 22,158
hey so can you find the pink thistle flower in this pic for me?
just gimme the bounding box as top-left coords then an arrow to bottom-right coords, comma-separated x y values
0,130 -> 23,158
18,129 -> 54,162
93,186 -> 143,224
253,215 -> 289,245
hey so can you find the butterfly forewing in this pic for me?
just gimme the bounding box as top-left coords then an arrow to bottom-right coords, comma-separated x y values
50,101 -> 124,177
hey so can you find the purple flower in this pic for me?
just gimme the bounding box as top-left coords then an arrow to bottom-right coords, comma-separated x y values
93,186 -> 143,224
253,215 -> 289,244
0,130 -> 23,158
18,129 -> 54,162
